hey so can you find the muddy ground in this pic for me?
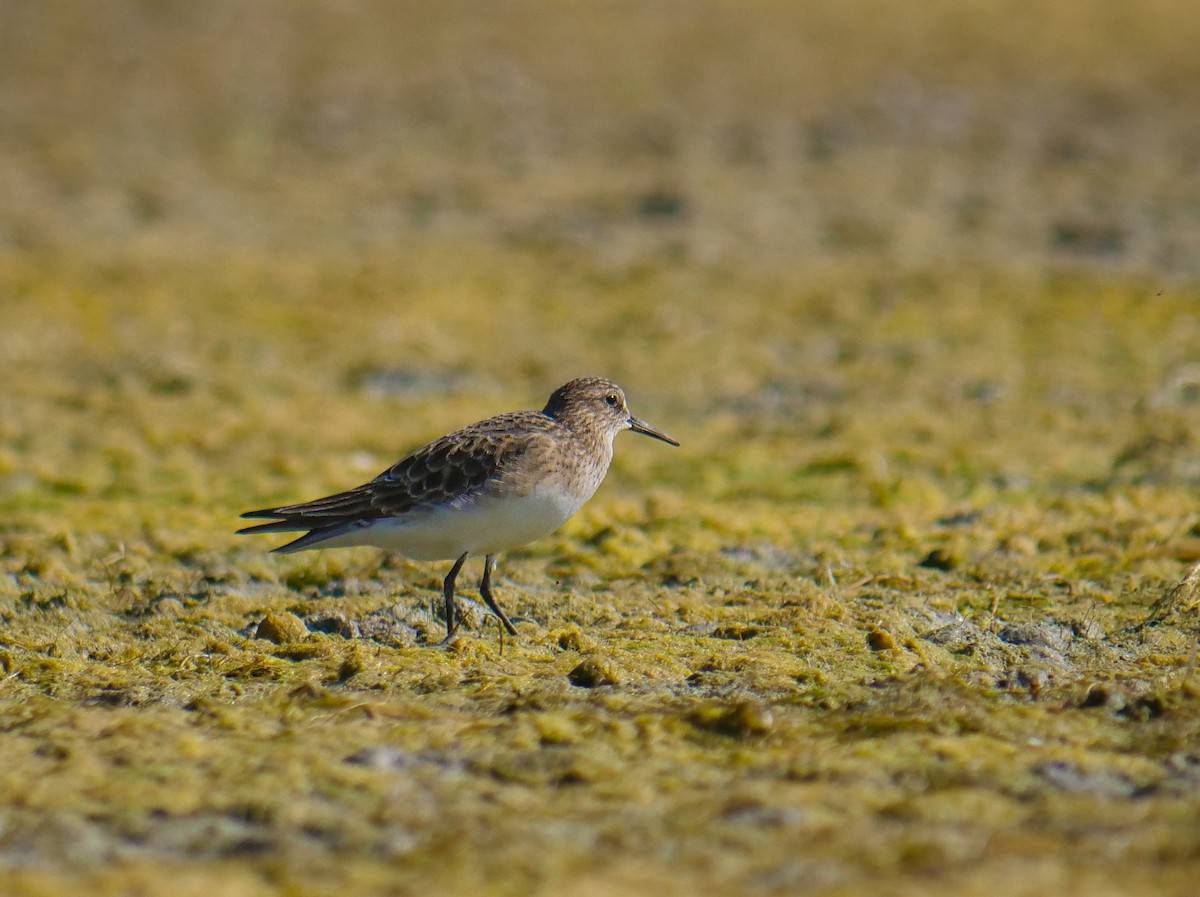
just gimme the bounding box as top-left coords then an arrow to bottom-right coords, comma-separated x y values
3,3 -> 1200,895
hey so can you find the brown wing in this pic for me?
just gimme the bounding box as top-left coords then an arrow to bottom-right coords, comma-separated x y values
238,411 -> 550,531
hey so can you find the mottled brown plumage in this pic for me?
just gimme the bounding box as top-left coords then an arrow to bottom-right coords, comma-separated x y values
239,377 -> 678,641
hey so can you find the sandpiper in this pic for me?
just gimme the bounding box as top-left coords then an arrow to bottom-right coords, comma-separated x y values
238,377 -> 678,641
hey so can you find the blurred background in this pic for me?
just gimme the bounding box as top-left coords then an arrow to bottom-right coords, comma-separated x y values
4,0 -> 1200,534
4,0 -> 1200,272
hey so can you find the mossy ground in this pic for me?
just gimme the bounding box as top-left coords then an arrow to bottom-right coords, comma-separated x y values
3,4 -> 1200,896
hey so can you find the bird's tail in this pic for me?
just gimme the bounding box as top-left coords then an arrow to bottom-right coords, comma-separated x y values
237,515 -> 359,554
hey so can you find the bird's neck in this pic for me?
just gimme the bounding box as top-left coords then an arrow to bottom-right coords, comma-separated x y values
555,415 -> 615,473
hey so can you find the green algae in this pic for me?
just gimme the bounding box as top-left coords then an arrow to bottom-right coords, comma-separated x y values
5,3 -> 1200,896
5,246 -> 1199,897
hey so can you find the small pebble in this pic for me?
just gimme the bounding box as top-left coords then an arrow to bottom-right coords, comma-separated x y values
690,700 -> 774,736
555,628 -> 597,653
568,657 -> 620,688
867,627 -> 896,651
918,548 -> 957,570
255,612 -> 308,645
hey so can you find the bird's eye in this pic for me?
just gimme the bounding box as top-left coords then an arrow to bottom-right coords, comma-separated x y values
604,394 -> 621,407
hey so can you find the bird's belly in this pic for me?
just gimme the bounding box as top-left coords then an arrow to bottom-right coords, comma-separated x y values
342,487 -> 583,560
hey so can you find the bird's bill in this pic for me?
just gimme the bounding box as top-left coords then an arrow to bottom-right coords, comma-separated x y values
628,417 -> 680,446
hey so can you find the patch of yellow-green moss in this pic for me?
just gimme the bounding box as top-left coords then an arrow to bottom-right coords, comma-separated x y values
5,3 -> 1200,895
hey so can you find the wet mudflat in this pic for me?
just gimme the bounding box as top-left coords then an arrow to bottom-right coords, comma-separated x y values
3,4 -> 1200,895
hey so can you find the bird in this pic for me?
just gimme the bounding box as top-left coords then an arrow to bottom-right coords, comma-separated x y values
238,377 -> 678,641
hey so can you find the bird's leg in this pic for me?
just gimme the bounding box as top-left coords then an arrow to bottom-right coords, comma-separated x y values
442,551 -> 469,641
479,554 -> 519,636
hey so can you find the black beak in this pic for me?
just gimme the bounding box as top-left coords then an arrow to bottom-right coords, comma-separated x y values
628,416 -> 679,446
